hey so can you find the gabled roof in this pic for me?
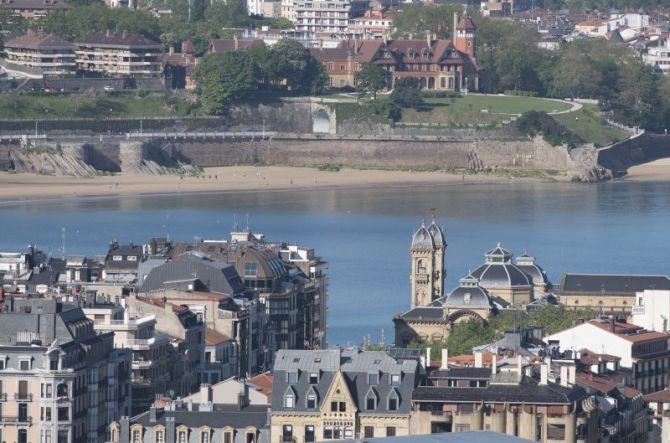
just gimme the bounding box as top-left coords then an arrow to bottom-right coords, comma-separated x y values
5,31 -> 74,50
457,15 -> 476,31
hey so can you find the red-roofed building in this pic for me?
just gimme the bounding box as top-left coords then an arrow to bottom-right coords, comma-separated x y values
546,319 -> 670,393
75,30 -> 163,77
208,37 -> 265,54
203,327 -> 236,383
310,14 -> 477,91
0,0 -> 70,20
164,40 -> 197,89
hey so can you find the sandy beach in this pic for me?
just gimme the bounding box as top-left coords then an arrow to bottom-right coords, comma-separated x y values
0,166 -> 557,202
624,158 -> 670,181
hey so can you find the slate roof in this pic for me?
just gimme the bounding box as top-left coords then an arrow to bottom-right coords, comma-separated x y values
336,432 -> 534,443
470,262 -> 531,287
5,31 -> 75,50
399,306 -> 443,321
272,349 -> 420,415
445,276 -> 492,309
132,404 -> 269,429
429,367 -> 492,380
559,274 -> 670,295
104,243 -> 143,272
411,225 -> 434,250
138,252 -> 245,295
413,376 -> 587,405
76,31 -> 161,48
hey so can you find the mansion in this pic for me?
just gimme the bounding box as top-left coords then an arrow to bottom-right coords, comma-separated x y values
394,220 -> 551,346
309,14 -> 478,91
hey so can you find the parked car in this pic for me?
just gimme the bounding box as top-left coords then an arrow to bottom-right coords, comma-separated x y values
103,85 -> 115,92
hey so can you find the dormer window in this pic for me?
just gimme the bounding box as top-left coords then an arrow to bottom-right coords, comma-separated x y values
287,371 -> 298,384
368,373 -> 379,385
388,389 -> 399,411
306,387 -> 318,409
309,372 -> 319,384
127,256 -> 137,262
284,388 -> 295,408
365,388 -> 377,410
244,262 -> 258,278
112,255 -> 122,261
390,374 -> 400,385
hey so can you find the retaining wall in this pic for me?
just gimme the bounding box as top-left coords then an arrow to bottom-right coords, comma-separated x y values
597,133 -> 670,177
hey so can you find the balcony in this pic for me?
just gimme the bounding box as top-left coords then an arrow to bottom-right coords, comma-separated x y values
131,360 -> 153,369
0,393 -> 6,401
1,416 -> 32,425
14,393 -> 33,401
631,306 -> 644,315
415,273 -> 430,284
125,333 -> 169,349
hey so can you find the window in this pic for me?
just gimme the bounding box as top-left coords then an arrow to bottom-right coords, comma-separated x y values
282,425 -> 293,442
58,407 -> 69,421
131,430 -> 142,443
0,359 -> 4,370
178,431 -> 187,443
386,427 -> 396,437
547,424 -> 566,440
113,255 -> 122,261
287,372 -> 298,384
19,429 -> 28,443
155,430 -> 164,443
41,407 -> 52,421
366,390 -> 376,410
368,373 -> 379,385
330,401 -> 337,412
223,432 -> 232,443
307,393 -> 317,409
388,390 -> 399,411
455,424 -> 471,432
391,374 -> 400,385
324,427 -> 333,439
20,359 -> 30,371
417,259 -> 426,274
309,372 -> 319,384
244,262 -> 258,278
305,426 -> 315,442
127,256 -> 137,261
364,426 -> 374,438
200,431 -> 209,443
284,391 -> 295,408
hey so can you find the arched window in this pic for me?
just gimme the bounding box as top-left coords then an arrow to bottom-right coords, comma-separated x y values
388,389 -> 400,411
417,259 -> 426,274
365,388 -> 377,410
57,383 -> 68,398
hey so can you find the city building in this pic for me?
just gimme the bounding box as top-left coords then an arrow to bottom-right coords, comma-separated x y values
469,244 -> 535,306
126,295 -> 206,400
0,296 -> 131,443
270,348 -> 423,442
480,0 -> 512,17
631,288 -> 670,332
411,354 -> 599,442
208,37 -> 265,54
102,240 -> 144,283
203,328 -> 237,384
110,400 -> 270,443
557,274 -> 670,316
287,0 -> 368,35
338,433 -> 544,443
409,219 -> 446,308
346,8 -> 393,39
545,318 -> 670,394
75,31 -> 163,77
183,377 -> 271,405
643,38 -> 670,75
163,40 -> 197,89
81,295 -> 178,415
0,0 -> 69,20
1,31 -> 76,78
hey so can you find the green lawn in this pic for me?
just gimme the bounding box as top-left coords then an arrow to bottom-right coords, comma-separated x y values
0,93 -> 192,119
400,94 -> 572,127
553,104 -> 628,146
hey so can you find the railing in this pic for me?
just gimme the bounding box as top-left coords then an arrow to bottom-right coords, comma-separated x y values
14,393 -> 32,401
125,333 -> 170,347
631,306 -> 645,315
94,316 -> 155,327
1,416 -> 32,424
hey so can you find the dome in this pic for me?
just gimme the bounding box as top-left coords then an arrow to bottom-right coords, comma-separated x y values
445,275 -> 492,308
471,263 -> 531,287
411,225 -> 434,251
427,221 -> 447,248
485,242 -> 513,264
515,252 -> 550,286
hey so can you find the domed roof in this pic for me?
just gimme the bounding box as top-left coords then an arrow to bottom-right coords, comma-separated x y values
515,252 -> 549,286
471,244 -> 531,288
411,225 -> 434,251
445,274 -> 492,308
427,220 -> 446,248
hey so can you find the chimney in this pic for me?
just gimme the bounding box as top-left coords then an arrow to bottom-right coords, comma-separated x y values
560,365 -> 569,387
165,417 -> 175,441
106,29 -> 111,38
234,35 -> 239,50
122,30 -> 128,40
149,406 -> 157,423
474,350 -> 483,368
200,384 -> 211,404
120,417 -> 130,443
568,366 -> 576,385
491,354 -> 497,375
540,364 -> 548,385
426,32 -> 431,47
425,347 -> 431,368
169,45 -> 174,55
517,355 -> 522,375
453,12 -> 458,42
440,348 -> 449,370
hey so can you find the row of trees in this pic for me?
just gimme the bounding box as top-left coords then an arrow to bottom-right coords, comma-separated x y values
193,39 -> 327,114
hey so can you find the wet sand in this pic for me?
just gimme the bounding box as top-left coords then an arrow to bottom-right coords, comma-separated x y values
0,166 -> 558,202
624,158 -> 670,181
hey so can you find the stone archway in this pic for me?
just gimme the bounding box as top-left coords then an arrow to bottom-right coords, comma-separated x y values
448,309 -> 485,324
313,109 -> 331,133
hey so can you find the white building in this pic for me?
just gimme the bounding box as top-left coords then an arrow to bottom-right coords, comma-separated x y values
644,39 -> 670,75
288,0 -> 368,34
631,289 -> 670,332
545,319 -> 670,394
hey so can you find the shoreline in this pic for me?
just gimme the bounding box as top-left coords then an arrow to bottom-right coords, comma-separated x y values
621,158 -> 670,182
0,166 -> 566,204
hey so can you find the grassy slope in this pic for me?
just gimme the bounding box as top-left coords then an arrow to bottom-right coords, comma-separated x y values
400,95 -> 572,126
0,94 -> 191,119
553,104 -> 628,146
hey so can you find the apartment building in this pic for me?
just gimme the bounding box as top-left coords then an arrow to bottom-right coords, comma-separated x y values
2,31 -> 76,78
0,0 -> 69,20
644,39 -> 670,75
0,296 -> 131,443
288,0 -> 369,34
75,31 -> 162,77
545,318 -> 670,394
270,348 -> 422,442
81,296 -> 178,415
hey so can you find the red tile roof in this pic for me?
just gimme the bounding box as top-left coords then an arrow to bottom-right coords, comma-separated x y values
587,320 -> 669,343
248,371 -> 273,403
457,15 -> 476,31
5,30 -> 74,50
204,328 -> 230,345
644,387 -> 670,403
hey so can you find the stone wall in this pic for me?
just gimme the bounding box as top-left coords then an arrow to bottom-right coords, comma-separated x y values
597,133 -> 670,177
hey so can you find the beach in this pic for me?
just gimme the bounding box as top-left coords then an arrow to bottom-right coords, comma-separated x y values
0,166 -> 560,202
623,158 -> 670,181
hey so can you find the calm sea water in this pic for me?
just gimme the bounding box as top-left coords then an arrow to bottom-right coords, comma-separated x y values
1,181 -> 670,346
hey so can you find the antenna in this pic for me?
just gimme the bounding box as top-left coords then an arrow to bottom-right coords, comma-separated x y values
245,213 -> 250,232
233,214 -> 239,232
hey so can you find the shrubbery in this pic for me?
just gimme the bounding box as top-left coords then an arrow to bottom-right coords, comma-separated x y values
516,111 -> 583,146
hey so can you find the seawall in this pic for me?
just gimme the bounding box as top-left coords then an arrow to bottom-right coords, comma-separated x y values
597,133 -> 670,177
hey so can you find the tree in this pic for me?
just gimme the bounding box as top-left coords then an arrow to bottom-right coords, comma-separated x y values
390,77 -> 423,109
355,63 -> 391,99
194,52 -> 256,114
550,50 -> 602,99
269,38 -> 326,94
612,62 -> 661,130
